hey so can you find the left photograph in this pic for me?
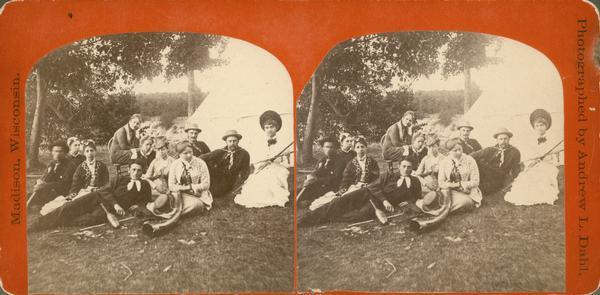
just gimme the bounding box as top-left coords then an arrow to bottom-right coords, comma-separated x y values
25,33 -> 294,293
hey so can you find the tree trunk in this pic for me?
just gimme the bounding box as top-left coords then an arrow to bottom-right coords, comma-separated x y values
27,70 -> 46,168
187,70 -> 196,116
301,74 -> 320,165
463,65 -> 471,114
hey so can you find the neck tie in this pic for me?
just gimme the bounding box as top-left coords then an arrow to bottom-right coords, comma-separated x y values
462,138 -> 474,151
127,180 -> 141,192
495,147 -> 506,167
397,176 -> 411,188
226,150 -> 235,170
537,137 -> 547,144
53,162 -> 60,173
267,138 -> 277,146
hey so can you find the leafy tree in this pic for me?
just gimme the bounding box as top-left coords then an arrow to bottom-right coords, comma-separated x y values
298,32 -> 452,163
26,33 -> 226,168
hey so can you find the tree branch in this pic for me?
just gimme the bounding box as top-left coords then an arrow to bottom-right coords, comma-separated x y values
323,96 -> 349,119
47,102 -> 76,123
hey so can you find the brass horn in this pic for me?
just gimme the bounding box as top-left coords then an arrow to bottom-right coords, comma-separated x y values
142,191 -> 184,236
409,189 -> 453,231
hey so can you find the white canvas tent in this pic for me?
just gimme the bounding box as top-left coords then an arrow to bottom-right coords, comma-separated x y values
187,38 -> 293,162
461,37 -> 564,160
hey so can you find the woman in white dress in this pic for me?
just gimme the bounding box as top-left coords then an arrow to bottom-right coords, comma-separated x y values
504,109 -> 562,205
234,110 -> 292,208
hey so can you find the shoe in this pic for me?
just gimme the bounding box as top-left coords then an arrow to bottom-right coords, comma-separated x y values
374,208 -> 388,224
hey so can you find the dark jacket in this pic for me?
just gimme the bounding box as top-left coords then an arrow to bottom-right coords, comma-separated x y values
135,150 -> 156,173
70,160 -> 110,194
98,175 -> 152,210
366,172 -> 422,207
38,159 -> 76,196
190,140 -> 211,157
338,155 -> 380,194
201,147 -> 251,196
65,154 -> 86,167
471,144 -> 521,194
457,137 -> 483,155
382,122 -> 413,161
109,124 -> 139,165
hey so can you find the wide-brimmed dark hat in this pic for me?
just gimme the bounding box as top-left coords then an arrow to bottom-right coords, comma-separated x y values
493,127 -> 514,139
184,122 -> 202,133
529,109 -> 552,129
259,110 -> 282,131
222,130 -> 243,141
317,136 -> 339,147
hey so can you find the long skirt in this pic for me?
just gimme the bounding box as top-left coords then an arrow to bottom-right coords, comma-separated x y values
504,161 -> 559,205
234,162 -> 290,208
298,187 -> 376,227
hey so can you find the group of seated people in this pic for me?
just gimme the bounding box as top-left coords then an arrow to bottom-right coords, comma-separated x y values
298,108 -> 563,227
29,110 -> 293,232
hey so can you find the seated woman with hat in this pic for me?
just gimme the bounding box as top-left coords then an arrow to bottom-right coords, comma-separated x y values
504,109 -> 563,205
234,110 -> 293,208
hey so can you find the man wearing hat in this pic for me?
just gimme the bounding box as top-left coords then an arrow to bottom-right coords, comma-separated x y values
297,136 -> 347,207
28,141 -> 77,209
471,127 -> 521,195
454,121 -> 482,155
109,114 -> 142,165
185,122 -> 211,157
381,110 -> 416,162
201,130 -> 251,197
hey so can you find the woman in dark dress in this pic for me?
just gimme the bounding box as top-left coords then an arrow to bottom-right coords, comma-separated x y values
69,141 -> 110,197
338,132 -> 357,166
66,137 -> 86,167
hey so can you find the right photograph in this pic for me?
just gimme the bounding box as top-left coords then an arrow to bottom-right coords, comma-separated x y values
295,31 -> 565,292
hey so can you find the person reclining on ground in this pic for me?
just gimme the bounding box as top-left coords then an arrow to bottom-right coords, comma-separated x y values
28,161 -> 153,232
298,159 -> 421,227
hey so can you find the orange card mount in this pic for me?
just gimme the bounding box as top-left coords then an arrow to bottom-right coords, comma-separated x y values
0,0 -> 599,294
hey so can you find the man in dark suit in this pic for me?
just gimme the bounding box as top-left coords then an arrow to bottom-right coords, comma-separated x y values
297,137 -> 347,206
134,136 -> 156,173
471,128 -> 521,195
298,160 -> 421,227
28,161 -> 153,231
27,142 -> 76,209
109,114 -> 142,165
201,130 -> 250,197
381,111 -> 416,162
454,121 -> 482,155
185,122 -> 211,157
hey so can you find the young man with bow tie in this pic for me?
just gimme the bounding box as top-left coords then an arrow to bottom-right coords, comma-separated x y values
28,161 -> 153,231
201,130 -> 251,198
298,160 -> 421,227
27,142 -> 76,209
471,128 -> 521,195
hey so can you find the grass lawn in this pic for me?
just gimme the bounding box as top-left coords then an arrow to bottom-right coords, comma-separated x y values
27,147 -> 293,293
297,144 -> 565,292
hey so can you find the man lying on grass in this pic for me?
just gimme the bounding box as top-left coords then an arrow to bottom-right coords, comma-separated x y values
298,160 -> 421,227
29,161 -> 152,232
